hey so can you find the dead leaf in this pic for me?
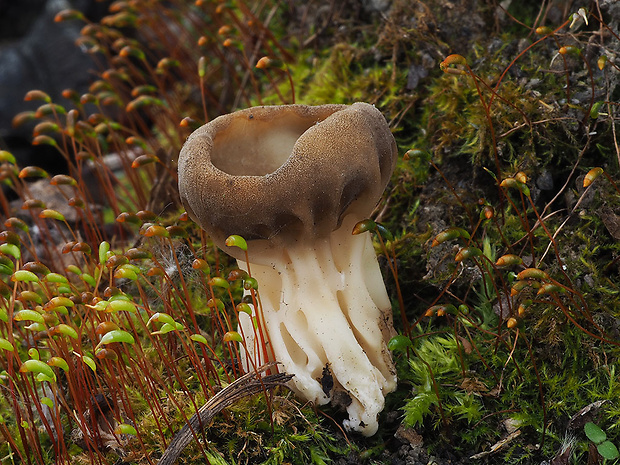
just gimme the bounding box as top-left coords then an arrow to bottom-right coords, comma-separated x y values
460,377 -> 488,394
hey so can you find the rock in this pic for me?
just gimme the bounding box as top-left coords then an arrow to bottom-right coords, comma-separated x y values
0,0 -> 107,171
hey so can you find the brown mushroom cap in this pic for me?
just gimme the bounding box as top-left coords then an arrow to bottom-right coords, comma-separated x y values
178,102 -> 397,262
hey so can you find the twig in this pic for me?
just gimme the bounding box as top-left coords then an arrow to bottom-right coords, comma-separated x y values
157,363 -> 293,465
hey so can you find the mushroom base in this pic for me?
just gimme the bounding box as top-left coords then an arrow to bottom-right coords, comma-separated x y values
237,216 -> 397,436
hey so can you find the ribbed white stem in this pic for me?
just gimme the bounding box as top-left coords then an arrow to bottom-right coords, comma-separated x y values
237,217 -> 396,436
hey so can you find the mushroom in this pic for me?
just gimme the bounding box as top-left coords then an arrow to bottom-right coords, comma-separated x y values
178,102 -> 398,436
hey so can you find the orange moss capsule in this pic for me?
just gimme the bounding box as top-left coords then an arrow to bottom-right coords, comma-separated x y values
89,80 -> 111,94
455,247 -> 482,262
24,90 -> 52,103
62,243 -> 79,256
142,225 -> 169,238
225,234 -> 248,251
132,154 -> 159,168
481,205 -> 494,219
223,331 -> 242,343
495,254 -> 523,267
243,277 -> 258,290
403,148 -> 425,160
125,248 -> 152,260
50,174 -> 77,186
136,210 -> 157,222
256,56 -> 270,69
33,122 -> 60,136
166,225 -> 187,238
62,89 -> 79,101
22,199 -> 46,210
113,267 -> 138,281
517,300 -> 532,317
207,298 -> 225,311
147,266 -> 164,277
103,12 -> 137,28
0,166 -> 16,182
511,280 -> 541,296
19,166 -> 49,179
208,277 -> 229,289
75,37 -> 99,53
80,93 -> 98,105
43,313 -> 61,326
35,103 -> 66,117
157,58 -> 180,70
440,54 -> 468,75
65,110 -> 77,138
105,255 -> 129,268
76,150 -> 95,161
517,268 -> 549,281
12,111 -> 37,128
506,317 -> 518,328
102,68 -> 130,81
19,291 -> 42,304
116,212 -> 141,225
218,25 -> 232,36
352,219 -> 376,235
47,357 -> 69,373
0,230 -> 22,246
227,269 -> 248,281
192,259 -> 209,272
81,292 -> 94,304
68,198 -> 85,208
125,136 -> 147,148
103,286 -> 121,298
109,1 -> 129,13
22,262 -> 50,275
535,26 -> 553,35
432,227 -> 470,247
180,116 -> 198,128
101,94 -> 121,108
424,304 -> 456,317
54,9 -> 85,22
72,242 -> 92,254
199,57 -> 209,79
537,283 -> 563,295
559,46 -> 580,56
130,85 -> 158,97
500,177 -> 530,197
44,297 -> 75,313
583,167 -> 603,188
32,135 -> 58,147
515,171 -> 528,184
0,149 -> 15,163
95,348 -> 118,361
126,95 -> 162,112
236,303 -> 252,315
256,56 -> 283,70
5,217 -> 29,232
39,209 -> 65,221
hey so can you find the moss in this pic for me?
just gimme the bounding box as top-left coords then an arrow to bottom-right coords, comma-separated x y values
4,0 -> 620,463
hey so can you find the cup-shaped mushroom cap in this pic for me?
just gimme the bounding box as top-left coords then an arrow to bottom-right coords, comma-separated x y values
178,102 -> 397,262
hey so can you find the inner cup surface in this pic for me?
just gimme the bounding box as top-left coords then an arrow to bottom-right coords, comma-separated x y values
210,112 -> 320,176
